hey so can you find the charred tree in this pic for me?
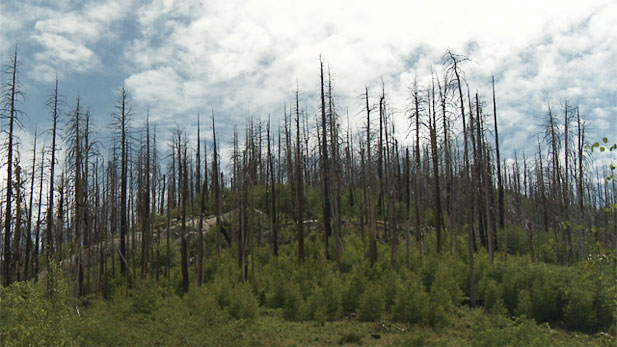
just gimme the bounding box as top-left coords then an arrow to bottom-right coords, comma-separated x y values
2,47 -> 23,285
295,87 -> 305,264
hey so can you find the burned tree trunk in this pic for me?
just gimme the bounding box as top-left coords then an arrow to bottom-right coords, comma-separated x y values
492,76 -> 504,230
365,88 -> 377,266
319,58 -> 332,261
447,50 -> 475,306
2,47 -> 21,286
295,87 -> 305,264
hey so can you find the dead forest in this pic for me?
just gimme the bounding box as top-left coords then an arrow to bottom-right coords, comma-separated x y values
1,48 -> 616,344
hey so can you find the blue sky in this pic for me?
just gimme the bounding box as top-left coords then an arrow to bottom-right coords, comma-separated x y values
1,0 -> 616,167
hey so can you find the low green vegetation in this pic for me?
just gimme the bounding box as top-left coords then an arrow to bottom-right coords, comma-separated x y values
1,227 -> 615,346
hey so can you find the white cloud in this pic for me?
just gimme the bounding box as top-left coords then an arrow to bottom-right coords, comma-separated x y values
1,0 -> 137,82
2,0 -> 616,163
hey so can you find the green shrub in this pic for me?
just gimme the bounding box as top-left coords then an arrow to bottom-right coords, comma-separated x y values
264,271 -> 286,308
500,266 -> 523,314
380,270 -> 398,311
283,283 -> 304,321
0,265 -> 75,346
529,275 -> 565,325
226,283 -> 259,320
483,279 -> 507,315
303,278 -> 342,322
357,284 -> 384,322
341,269 -> 367,314
473,316 -> 555,347
340,235 -> 366,273
502,225 -> 530,256
99,271 -> 115,300
593,281 -> 616,332
213,280 -> 233,309
428,263 -> 462,328
392,272 -> 429,324
421,256 -> 438,290
564,281 -> 597,332
429,285 -> 453,328
185,286 -> 225,324
516,289 -> 532,317
131,287 -> 160,314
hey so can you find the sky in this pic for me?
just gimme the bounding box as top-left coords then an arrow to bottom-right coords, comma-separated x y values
1,0 -> 616,168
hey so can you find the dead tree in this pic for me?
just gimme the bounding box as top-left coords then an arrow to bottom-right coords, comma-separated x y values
411,79 -> 422,249
12,158 -> 24,282
195,114 -> 204,285
327,68 -> 343,269
319,58 -> 333,261
177,130 -> 189,294
295,87 -> 305,264
492,76 -> 504,230
267,117 -> 278,256
446,50 -> 475,306
576,108 -> 585,217
112,84 -> 132,278
2,47 -> 23,286
365,88 -> 378,266
212,113 -> 222,258
24,128 -> 38,280
67,96 -> 84,297
34,144 -> 45,277
437,73 -> 454,251
429,76 -> 444,253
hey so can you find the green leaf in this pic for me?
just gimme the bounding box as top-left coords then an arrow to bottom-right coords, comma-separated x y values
610,164 -> 615,171
602,137 -> 608,143
600,147 -> 605,152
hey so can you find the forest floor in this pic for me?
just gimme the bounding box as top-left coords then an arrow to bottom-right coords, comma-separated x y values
4,219 -> 615,346
223,309 -> 606,346
74,297 -> 609,346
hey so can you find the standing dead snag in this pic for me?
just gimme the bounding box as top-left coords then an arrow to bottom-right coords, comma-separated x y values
34,144 -> 45,277
82,112 -> 94,294
2,47 -> 23,286
411,78 -> 423,251
472,93 -> 489,251
295,86 -> 305,264
429,75 -> 444,254
327,68 -> 343,269
319,57 -> 332,261
404,147 -> 411,266
175,130 -> 190,294
67,96 -> 85,297
212,113 -> 222,259
140,114 -> 152,283
437,73 -> 454,246
165,173 -> 171,280
24,128 -> 38,280
492,75 -> 504,233
576,108 -> 585,218
562,98 -> 575,263
111,84 -> 132,279
445,50 -> 475,306
196,114 -> 204,286
365,87 -> 378,266
267,117 -> 278,256
45,78 -> 60,276
12,157 -> 24,282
